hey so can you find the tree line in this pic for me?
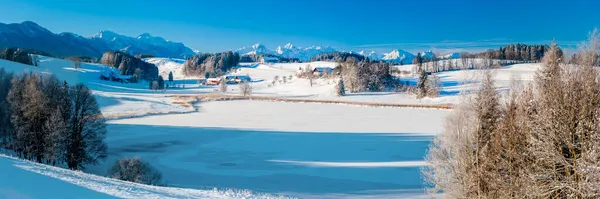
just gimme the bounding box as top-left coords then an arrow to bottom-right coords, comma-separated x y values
311,52 -> 367,62
466,43 -> 553,62
183,51 -> 240,78
423,30 -> 600,198
240,54 -> 299,63
0,70 -> 107,170
0,48 -> 49,66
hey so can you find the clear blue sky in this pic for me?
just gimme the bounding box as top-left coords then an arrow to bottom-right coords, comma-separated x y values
1,0 -> 598,53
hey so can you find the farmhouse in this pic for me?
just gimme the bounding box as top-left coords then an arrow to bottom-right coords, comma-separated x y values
205,78 -> 221,85
225,75 -> 252,83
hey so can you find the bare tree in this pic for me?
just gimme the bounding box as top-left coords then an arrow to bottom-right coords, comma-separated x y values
239,81 -> 252,96
426,74 -> 440,98
219,78 -> 227,93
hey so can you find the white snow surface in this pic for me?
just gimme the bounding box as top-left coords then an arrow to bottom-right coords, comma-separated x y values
110,100 -> 450,134
143,57 -> 187,79
0,55 -> 544,198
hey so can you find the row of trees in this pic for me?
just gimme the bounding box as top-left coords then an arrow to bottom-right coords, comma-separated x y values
0,70 -> 107,170
239,54 -> 299,63
310,52 -> 367,62
466,43 -> 553,62
423,30 -> 600,198
183,51 -> 240,77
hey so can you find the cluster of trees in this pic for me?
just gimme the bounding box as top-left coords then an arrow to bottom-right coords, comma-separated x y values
108,157 -> 163,186
414,53 -> 440,98
310,52 -> 366,62
183,51 -> 240,77
423,33 -> 600,198
0,70 -> 107,170
0,48 -> 46,66
240,54 -> 299,63
467,44 -> 553,62
339,59 -> 393,92
100,51 -> 159,82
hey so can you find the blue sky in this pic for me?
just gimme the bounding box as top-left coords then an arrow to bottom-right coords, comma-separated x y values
1,0 -> 599,54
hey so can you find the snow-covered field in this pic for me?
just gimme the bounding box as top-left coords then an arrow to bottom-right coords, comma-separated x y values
0,56 -> 541,198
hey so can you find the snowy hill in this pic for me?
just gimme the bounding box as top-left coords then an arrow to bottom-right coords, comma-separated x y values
0,154 -> 288,199
143,57 -> 187,79
0,21 -> 196,58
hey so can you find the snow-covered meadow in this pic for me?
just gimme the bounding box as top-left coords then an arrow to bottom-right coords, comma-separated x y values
0,55 -> 541,198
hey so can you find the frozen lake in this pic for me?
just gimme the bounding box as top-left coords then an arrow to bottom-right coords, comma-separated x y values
86,101 -> 448,198
88,125 -> 431,198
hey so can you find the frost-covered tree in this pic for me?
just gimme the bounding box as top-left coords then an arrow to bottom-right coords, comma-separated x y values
219,78 -> 228,93
335,78 -> 345,96
423,38 -> 600,198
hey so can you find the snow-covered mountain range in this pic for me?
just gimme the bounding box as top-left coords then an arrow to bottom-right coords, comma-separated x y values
0,21 -> 196,58
235,43 -> 459,63
235,43 -> 337,61
0,21 -> 460,62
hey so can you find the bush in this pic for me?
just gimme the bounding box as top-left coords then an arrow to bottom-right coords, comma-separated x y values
108,157 -> 163,186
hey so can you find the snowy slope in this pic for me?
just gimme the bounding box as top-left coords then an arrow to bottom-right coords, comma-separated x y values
0,56 -> 193,118
0,154 -> 290,199
143,57 -> 187,79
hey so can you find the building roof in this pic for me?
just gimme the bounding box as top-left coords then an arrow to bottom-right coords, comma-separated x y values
225,75 -> 252,81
